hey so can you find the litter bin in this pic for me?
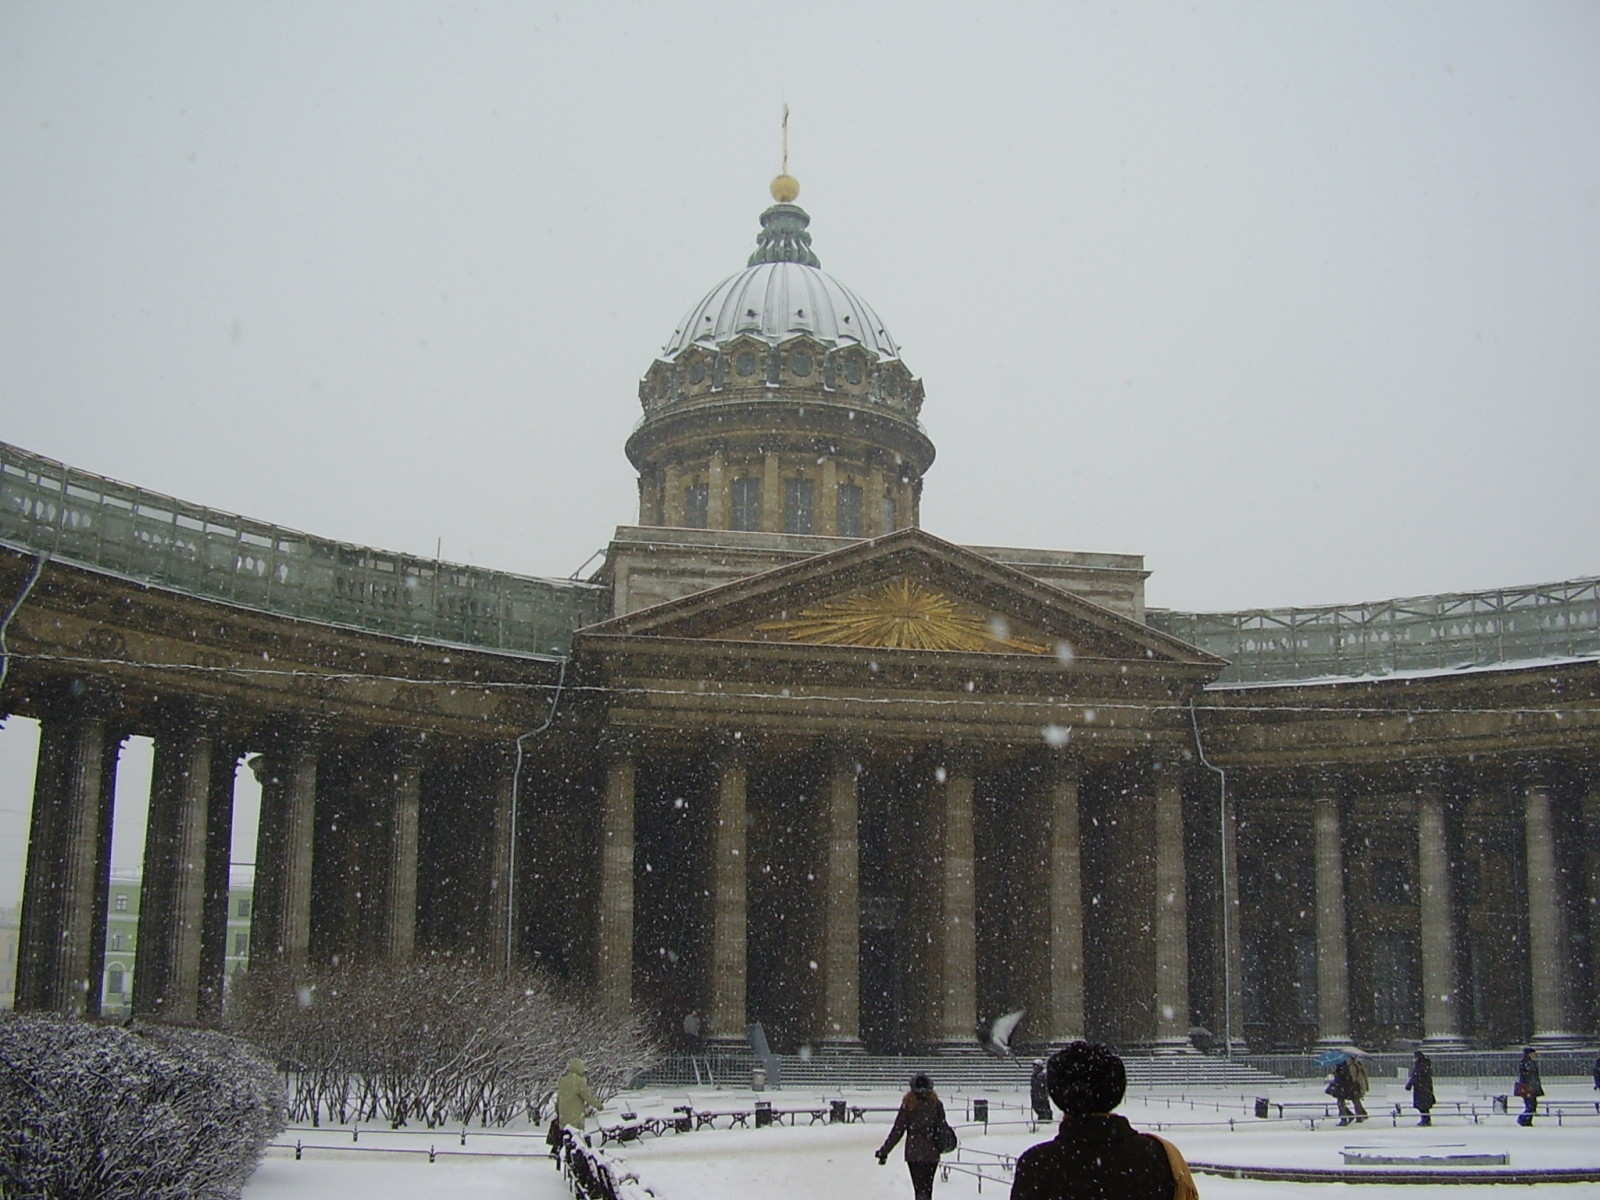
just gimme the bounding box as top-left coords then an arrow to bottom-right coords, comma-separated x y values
752,1067 -> 767,1092
673,1105 -> 692,1133
1254,1097 -> 1269,1119
972,1099 -> 989,1125
830,1099 -> 847,1124
755,1100 -> 773,1127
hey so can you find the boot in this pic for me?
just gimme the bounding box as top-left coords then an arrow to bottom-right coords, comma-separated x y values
1419,1116 -> 1431,1126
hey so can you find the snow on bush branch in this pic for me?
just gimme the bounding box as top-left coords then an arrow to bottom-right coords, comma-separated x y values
229,957 -> 662,1129
0,1014 -> 285,1200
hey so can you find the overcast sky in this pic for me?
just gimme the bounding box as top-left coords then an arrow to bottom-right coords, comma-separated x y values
3,1 -> 1599,904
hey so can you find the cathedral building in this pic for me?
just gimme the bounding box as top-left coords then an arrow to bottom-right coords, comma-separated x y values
3,176 -> 1597,1057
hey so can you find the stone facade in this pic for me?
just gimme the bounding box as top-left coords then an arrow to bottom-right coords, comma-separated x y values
2,183 -> 1596,1057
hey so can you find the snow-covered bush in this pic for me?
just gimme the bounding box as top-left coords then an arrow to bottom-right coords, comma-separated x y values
229,957 -> 660,1129
0,1013 -> 285,1200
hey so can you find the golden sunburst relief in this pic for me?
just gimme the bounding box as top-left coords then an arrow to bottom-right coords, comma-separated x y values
755,577 -> 1053,653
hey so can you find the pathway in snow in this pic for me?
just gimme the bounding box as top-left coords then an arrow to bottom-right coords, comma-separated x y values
242,1077 -> 1600,1200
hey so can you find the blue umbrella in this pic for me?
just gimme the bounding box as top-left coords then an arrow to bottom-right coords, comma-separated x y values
1314,1049 -> 1349,1069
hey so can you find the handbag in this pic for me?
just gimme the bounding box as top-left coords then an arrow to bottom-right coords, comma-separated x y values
1513,1081 -> 1530,1098
934,1119 -> 958,1154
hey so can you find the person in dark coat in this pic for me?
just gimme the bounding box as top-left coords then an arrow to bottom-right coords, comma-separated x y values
1010,1042 -> 1198,1200
1516,1047 -> 1544,1126
1405,1050 -> 1436,1126
1591,1052 -> 1599,1092
1030,1059 -> 1053,1123
876,1072 -> 948,1200
1327,1056 -> 1368,1125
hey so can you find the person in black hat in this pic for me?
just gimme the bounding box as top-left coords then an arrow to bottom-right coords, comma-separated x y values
875,1072 -> 950,1200
1011,1042 -> 1197,1200
1516,1047 -> 1544,1126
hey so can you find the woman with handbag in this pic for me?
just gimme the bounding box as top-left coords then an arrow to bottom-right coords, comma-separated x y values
875,1072 -> 953,1200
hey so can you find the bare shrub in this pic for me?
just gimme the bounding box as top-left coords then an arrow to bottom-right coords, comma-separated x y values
229,957 -> 660,1129
0,1013 -> 285,1200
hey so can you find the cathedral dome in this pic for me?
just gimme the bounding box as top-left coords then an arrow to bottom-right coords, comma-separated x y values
660,203 -> 901,362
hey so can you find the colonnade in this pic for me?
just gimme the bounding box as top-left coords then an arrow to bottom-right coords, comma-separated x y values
12,692 -> 517,1023
1241,758 -> 1599,1051
589,736 -> 1198,1054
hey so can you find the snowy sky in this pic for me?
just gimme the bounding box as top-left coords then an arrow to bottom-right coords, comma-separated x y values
2,2 -> 1600,902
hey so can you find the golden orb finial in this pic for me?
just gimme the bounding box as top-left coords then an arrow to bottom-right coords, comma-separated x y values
770,174 -> 801,203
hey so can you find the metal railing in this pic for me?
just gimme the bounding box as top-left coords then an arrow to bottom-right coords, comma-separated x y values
0,441 -> 609,657
1152,578 -> 1600,684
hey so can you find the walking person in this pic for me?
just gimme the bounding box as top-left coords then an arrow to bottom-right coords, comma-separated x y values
556,1057 -> 602,1134
1405,1049 -> 1436,1126
1515,1047 -> 1543,1126
875,1072 -> 950,1200
1030,1059 -> 1053,1123
1327,1055 -> 1368,1125
1010,1041 -> 1198,1200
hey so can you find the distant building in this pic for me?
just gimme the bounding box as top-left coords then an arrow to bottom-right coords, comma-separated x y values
100,876 -> 253,1019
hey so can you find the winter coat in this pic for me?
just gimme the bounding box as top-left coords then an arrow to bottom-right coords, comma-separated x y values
1327,1060 -> 1362,1101
878,1090 -> 948,1164
1405,1055 -> 1436,1112
1347,1056 -> 1370,1097
556,1058 -> 601,1129
1031,1063 -> 1053,1119
1517,1054 -> 1544,1098
1010,1114 -> 1198,1200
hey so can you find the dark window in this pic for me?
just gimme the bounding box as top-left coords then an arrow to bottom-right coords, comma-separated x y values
1371,933 -> 1419,1026
684,483 -> 709,529
237,898 -> 251,918
234,933 -> 249,957
106,967 -> 124,996
882,492 -> 898,533
730,478 -> 761,531
114,894 -> 128,912
837,483 -> 863,537
783,478 -> 813,534
1372,857 -> 1413,905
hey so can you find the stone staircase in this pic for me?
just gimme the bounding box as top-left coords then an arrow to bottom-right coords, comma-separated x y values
639,1054 -> 1286,1093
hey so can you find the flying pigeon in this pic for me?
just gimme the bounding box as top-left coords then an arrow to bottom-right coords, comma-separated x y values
979,1009 -> 1026,1058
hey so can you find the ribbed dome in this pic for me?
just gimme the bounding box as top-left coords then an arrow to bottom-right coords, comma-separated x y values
660,203 -> 901,361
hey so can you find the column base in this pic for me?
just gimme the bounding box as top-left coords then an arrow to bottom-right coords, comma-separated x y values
1529,1032 -> 1589,1050
1314,1036 -> 1355,1051
1149,1037 -> 1199,1055
933,1041 -> 995,1056
814,1038 -> 867,1055
1420,1035 -> 1470,1052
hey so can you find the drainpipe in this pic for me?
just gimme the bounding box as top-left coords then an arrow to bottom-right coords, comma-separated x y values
1189,694 -> 1234,1058
0,552 -> 48,694
505,656 -> 568,971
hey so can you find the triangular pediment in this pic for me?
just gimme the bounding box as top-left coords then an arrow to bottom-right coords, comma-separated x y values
579,528 -> 1223,669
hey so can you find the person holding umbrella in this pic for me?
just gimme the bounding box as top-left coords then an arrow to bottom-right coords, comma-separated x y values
1321,1049 -> 1369,1125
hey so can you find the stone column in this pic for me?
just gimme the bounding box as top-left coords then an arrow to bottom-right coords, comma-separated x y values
1522,769 -> 1575,1044
251,723 -> 319,970
135,705 -> 216,1022
596,748 -> 635,1012
663,462 -> 685,527
84,729 -> 122,1018
15,699 -> 114,1014
1311,772 -> 1352,1047
1416,776 -> 1465,1048
819,743 -> 862,1050
708,743 -> 748,1047
1033,753 -> 1085,1045
936,754 -> 977,1050
483,749 -> 518,969
1584,782 -> 1600,1040
1151,756 -> 1192,1051
707,446 -> 727,529
198,741 -> 240,1026
761,451 -> 782,532
819,458 -> 839,537
372,735 -> 422,963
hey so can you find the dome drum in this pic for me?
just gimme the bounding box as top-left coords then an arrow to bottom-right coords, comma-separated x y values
638,335 -> 925,424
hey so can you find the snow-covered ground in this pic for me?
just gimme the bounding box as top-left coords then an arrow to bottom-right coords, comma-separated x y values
242,1076 -> 1600,1199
